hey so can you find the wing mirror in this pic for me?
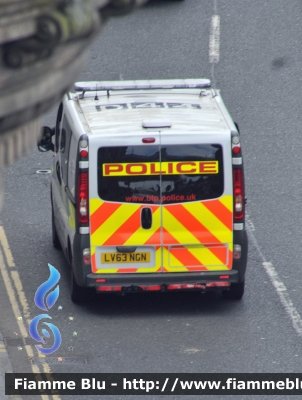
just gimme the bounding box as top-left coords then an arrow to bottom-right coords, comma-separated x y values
38,126 -> 55,152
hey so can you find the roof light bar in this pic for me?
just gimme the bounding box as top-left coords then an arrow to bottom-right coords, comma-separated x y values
74,79 -> 211,92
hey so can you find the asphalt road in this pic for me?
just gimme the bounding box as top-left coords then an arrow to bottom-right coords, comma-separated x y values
1,0 -> 302,399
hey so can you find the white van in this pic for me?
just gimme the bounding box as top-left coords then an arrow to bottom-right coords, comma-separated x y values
38,79 -> 248,303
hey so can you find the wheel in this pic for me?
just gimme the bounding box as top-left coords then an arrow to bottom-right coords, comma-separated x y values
222,281 -> 245,300
70,253 -> 95,304
70,268 -> 86,303
51,205 -> 61,249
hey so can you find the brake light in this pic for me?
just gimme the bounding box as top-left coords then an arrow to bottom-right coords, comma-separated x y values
83,248 -> 91,264
80,149 -> 88,158
232,146 -> 241,154
79,140 -> 88,159
232,135 -> 241,154
77,172 -> 89,224
233,168 -> 244,220
142,137 -> 156,143
233,244 -> 242,260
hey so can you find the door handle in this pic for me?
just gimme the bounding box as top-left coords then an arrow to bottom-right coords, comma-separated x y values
141,207 -> 152,229
116,246 -> 137,253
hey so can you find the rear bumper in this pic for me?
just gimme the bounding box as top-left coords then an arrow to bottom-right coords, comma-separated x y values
86,269 -> 239,290
74,229 -> 248,290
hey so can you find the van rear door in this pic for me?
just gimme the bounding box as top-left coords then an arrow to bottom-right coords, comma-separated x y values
160,136 -> 233,272
89,134 -> 163,274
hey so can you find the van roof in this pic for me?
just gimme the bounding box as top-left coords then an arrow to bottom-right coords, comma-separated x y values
70,81 -> 230,136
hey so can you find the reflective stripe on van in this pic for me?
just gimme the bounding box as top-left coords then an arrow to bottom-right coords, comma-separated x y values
90,196 -> 232,273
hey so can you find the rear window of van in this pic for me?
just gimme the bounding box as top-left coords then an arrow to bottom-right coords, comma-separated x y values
98,144 -> 224,204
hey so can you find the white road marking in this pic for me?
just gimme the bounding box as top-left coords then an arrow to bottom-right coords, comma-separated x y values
209,15 -> 220,64
183,348 -> 201,354
209,4 -> 302,340
247,224 -> 302,338
246,214 -> 255,231
209,0 -> 220,87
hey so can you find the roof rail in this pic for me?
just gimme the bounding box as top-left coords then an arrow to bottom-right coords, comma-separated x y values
74,79 -> 211,93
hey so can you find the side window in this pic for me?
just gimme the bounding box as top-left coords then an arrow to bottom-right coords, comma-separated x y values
60,115 -> 72,186
68,134 -> 77,197
55,103 -> 63,152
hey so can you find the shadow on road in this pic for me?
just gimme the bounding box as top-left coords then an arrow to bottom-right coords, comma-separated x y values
78,290 -> 244,318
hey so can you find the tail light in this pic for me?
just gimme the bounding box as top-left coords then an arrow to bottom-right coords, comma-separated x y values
79,139 -> 88,159
233,244 -> 242,260
83,248 -> 91,264
77,171 -> 89,224
233,168 -> 244,220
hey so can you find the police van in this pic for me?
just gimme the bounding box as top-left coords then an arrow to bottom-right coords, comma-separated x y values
38,79 -> 248,303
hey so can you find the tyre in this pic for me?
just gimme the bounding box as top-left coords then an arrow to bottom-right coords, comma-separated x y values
51,205 -> 61,249
222,281 -> 245,300
70,254 -> 95,304
70,268 -> 86,303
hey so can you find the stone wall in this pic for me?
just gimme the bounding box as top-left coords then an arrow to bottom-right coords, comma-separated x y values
0,0 -> 148,169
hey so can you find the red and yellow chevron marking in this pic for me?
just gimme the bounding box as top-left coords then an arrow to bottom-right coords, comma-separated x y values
90,200 -> 161,246
89,195 -> 233,274
90,198 -> 161,273
162,196 -> 233,272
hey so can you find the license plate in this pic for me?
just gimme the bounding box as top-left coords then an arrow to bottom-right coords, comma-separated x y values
101,252 -> 151,264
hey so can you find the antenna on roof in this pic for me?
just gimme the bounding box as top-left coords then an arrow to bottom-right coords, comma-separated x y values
199,89 -> 208,97
94,84 -> 99,101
